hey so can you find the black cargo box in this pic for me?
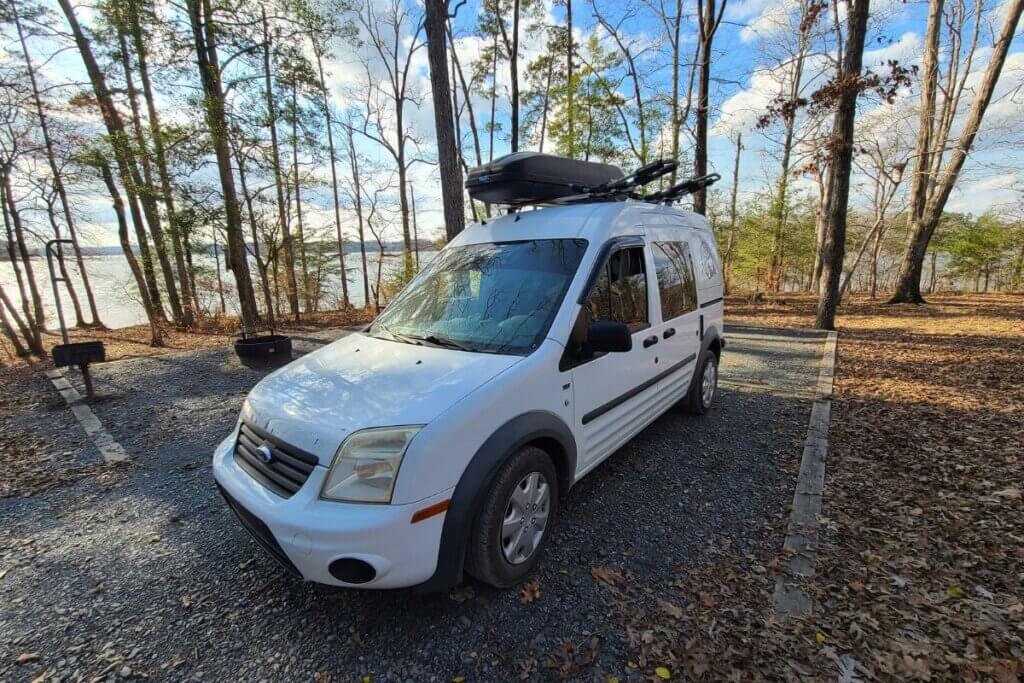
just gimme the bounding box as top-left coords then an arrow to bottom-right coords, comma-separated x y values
466,152 -> 624,206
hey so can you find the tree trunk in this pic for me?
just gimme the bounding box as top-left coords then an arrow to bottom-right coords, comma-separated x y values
425,0 -> 466,240
693,0 -> 717,215
2,170 -> 44,349
448,22 -> 488,218
1,180 -> 37,335
290,82 -> 310,311
890,0 -> 1023,303
115,19 -> 184,326
869,223 -> 883,299
262,8 -> 300,319
669,0 -> 682,181
315,49 -> 350,308
566,0 -> 574,158
488,30 -> 498,162
811,170 -> 831,294
723,133 -> 741,294
511,0 -> 520,152
815,0 -> 869,330
410,183 -> 420,269
9,0 -> 102,328
126,0 -> 195,327
235,150 -> 275,322
186,0 -> 259,328
345,124 -> 371,309
98,161 -> 163,346
0,283 -> 32,356
450,39 -> 478,223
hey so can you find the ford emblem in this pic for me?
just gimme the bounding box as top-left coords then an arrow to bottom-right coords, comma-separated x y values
257,443 -> 273,463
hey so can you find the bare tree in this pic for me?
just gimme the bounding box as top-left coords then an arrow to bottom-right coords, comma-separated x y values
890,0 -> 1024,302
8,0 -> 102,328
348,0 -> 426,279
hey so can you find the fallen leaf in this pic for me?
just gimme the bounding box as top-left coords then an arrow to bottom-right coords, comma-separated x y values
519,578 -> 541,605
655,666 -> 671,679
946,585 -> 965,599
591,565 -> 626,587
699,591 -> 717,608
815,632 -> 826,645
657,600 -> 683,618
16,653 -> 40,665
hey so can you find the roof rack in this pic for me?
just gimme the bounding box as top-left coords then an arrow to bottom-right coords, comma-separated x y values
550,166 -> 720,207
465,152 -> 720,209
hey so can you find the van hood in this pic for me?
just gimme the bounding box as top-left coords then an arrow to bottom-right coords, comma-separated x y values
242,333 -> 521,464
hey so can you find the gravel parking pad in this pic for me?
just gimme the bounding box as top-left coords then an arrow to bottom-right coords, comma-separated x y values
1,326 -> 823,682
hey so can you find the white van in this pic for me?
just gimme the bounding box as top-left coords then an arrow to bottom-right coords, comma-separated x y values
213,159 -> 725,590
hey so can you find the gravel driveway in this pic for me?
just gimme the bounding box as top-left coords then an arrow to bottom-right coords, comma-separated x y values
1,325 -> 823,682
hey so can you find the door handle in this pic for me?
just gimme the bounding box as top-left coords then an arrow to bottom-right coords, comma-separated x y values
643,335 -> 659,348
663,328 -> 676,339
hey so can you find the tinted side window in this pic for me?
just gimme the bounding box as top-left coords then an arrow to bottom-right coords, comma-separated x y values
652,241 -> 697,319
584,246 -> 648,331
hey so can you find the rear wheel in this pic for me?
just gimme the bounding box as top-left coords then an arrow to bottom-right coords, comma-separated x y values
685,351 -> 718,414
466,446 -> 559,588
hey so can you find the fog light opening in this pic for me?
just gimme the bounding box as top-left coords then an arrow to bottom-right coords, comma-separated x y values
329,558 -> 377,584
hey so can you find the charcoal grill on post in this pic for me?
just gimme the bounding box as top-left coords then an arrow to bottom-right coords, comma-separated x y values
47,239 -> 105,399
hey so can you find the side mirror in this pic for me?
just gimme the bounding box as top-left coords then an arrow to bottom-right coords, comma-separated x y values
587,320 -> 632,353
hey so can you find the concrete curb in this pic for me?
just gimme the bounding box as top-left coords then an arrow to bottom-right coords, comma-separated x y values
45,368 -> 130,464
773,330 -> 838,618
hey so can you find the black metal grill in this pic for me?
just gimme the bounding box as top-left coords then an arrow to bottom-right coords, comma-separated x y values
234,421 -> 318,498
217,483 -> 301,576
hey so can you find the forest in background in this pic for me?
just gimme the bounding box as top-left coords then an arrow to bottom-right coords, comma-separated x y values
0,0 -> 1022,358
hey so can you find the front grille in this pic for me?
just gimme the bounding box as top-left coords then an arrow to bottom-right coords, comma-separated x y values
234,421 -> 318,498
217,483 -> 301,576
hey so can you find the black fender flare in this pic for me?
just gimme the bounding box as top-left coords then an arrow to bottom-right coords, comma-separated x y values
414,410 -> 576,592
700,323 -> 723,358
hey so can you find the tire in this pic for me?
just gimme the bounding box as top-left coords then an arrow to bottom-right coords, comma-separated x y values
684,350 -> 719,415
465,445 -> 559,588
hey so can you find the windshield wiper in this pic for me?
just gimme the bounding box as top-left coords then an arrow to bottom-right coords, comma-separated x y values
412,333 -> 475,352
373,323 -> 423,346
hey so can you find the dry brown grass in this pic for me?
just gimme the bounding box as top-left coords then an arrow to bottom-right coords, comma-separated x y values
0,306 -> 375,368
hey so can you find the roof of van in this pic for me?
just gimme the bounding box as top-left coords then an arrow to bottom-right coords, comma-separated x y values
453,200 -> 713,248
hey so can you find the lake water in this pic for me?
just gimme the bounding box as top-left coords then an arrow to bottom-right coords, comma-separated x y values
0,250 -> 433,330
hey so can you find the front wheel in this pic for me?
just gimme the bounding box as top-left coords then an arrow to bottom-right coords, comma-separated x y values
685,351 -> 718,414
465,446 -> 559,588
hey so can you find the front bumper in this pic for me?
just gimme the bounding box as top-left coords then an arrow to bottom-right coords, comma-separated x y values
212,435 -> 451,589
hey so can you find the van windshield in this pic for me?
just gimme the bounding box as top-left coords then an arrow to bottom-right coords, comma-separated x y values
369,239 -> 588,355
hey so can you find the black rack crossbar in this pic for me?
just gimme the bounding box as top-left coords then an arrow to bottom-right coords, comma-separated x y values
596,158 -> 678,193
642,173 -> 721,205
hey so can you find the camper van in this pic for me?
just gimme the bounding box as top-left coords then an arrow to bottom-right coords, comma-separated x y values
213,153 -> 725,589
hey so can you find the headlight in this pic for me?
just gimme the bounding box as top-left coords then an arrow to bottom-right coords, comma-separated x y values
320,426 -> 422,503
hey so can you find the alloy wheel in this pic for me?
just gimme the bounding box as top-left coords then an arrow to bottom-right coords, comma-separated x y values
501,471 -> 550,564
701,358 -> 717,408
